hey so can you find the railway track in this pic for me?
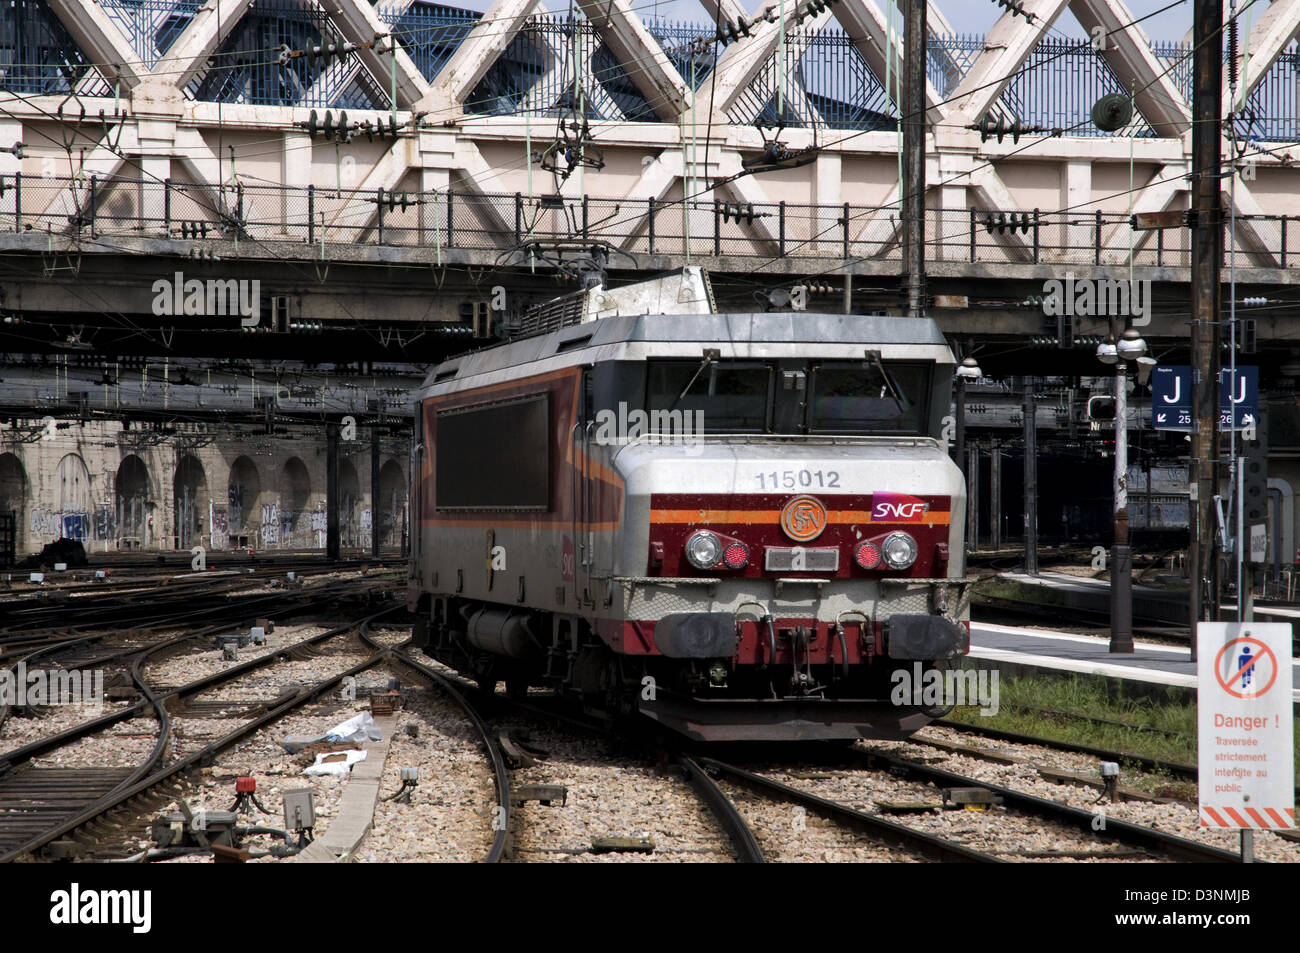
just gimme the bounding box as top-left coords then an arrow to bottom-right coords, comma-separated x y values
0,591 -> 399,862
933,718 -> 1199,782
1,572 -> 401,734
376,654 -> 1015,863
367,632 -> 512,864
353,647 -> 1256,863
844,746 -> 1243,863
688,756 -> 1004,863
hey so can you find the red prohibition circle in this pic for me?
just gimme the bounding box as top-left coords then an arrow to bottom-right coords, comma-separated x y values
1213,637 -> 1278,699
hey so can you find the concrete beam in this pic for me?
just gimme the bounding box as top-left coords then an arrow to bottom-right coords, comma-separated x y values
830,0 -> 947,120
698,0 -> 750,29
715,152 -> 782,249
576,0 -> 690,121
44,0 -> 149,89
445,139 -> 517,238
427,0 -> 541,110
1099,162 -> 1186,260
321,0 -> 431,109
968,164 -> 1035,262
323,142 -> 415,241
151,0 -> 256,91
1069,0 -> 1191,136
1226,179 -> 1282,268
697,4 -> 834,122
38,127 -> 136,229
1226,0 -> 1300,115
616,151 -> 684,251
946,0 -> 1072,124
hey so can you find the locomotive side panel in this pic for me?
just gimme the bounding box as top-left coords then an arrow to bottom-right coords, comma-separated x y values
415,367 -> 625,617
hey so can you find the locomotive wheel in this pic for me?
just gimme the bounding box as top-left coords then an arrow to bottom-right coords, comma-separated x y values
475,674 -> 498,695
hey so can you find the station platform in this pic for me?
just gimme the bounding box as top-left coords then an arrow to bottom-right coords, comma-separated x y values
991,570 -> 1300,632
993,570 -> 1188,623
969,622 -> 1300,705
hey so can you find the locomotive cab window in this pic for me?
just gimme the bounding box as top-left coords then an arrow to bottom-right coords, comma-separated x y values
646,361 -> 772,432
807,361 -> 930,434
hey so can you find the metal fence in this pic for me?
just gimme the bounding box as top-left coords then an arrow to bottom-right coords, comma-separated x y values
7,172 -> 1300,269
7,0 -> 1298,141
99,0 -> 199,68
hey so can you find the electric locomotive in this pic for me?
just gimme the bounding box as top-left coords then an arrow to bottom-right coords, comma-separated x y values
407,269 -> 971,740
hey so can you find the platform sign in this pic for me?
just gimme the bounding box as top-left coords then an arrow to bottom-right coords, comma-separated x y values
1150,366 -> 1257,430
1197,622 -> 1295,831
1219,366 -> 1258,430
1151,365 -> 1192,429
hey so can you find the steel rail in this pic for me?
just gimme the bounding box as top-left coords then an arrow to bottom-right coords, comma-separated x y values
679,755 -> 767,863
382,646 -> 513,864
847,748 -> 1245,863
699,757 -> 1003,863
0,600 -> 400,862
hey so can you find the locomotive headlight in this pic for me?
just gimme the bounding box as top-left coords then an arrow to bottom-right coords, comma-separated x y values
685,530 -> 722,569
881,532 -> 918,570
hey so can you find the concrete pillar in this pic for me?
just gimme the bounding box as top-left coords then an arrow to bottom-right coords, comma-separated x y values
327,425 -> 340,560
136,119 -> 173,237
813,153 -> 841,255
990,447 -> 1002,551
421,166 -> 450,250
371,427 -> 381,557
1062,161 -> 1092,262
284,132 -> 312,239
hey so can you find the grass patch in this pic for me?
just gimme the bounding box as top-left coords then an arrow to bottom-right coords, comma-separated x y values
942,671 -> 1300,798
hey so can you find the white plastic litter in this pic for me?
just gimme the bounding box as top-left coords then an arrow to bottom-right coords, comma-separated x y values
303,749 -> 368,776
325,711 -> 382,744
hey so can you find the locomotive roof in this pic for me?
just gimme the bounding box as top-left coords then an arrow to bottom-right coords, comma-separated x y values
419,312 -> 952,394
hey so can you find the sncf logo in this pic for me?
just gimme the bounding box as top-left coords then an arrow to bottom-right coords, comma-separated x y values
871,492 -> 929,522
780,495 -> 828,542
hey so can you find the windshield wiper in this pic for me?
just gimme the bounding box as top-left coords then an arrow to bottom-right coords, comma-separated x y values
864,349 -> 911,410
667,347 -> 721,413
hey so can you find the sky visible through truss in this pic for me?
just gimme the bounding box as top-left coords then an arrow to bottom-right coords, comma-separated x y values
467,0 -> 1195,42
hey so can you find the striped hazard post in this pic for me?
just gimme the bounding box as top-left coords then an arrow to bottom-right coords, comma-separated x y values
1197,622 -> 1296,859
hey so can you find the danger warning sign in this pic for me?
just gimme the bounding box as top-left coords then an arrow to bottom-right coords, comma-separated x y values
1197,622 -> 1295,830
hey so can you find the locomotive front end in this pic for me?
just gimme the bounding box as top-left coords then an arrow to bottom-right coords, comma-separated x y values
609,437 -> 970,741
582,316 -> 971,741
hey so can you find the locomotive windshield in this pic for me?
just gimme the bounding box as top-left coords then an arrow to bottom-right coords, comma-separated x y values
643,359 -> 931,435
647,361 -> 771,431
807,361 -> 929,433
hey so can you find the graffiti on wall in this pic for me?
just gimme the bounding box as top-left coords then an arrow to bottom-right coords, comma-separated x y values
30,509 -> 92,540
210,503 -> 228,550
261,503 -> 279,547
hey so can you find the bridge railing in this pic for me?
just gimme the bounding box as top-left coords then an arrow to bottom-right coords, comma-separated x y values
2,173 -> 1297,271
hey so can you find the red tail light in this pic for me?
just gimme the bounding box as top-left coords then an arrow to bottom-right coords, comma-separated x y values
722,542 -> 750,569
855,541 -> 882,569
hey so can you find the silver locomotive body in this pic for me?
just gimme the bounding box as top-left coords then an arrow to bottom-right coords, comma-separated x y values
408,311 -> 970,740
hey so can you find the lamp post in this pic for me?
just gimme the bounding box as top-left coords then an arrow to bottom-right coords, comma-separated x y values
1098,328 -> 1146,653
